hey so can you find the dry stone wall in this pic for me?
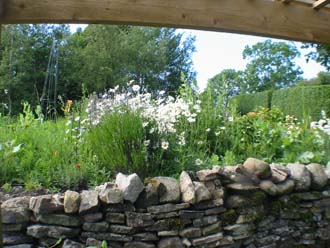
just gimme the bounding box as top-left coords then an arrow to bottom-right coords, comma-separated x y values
2,158 -> 330,248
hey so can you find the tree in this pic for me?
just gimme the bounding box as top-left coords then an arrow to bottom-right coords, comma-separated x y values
297,71 -> 330,86
61,25 -> 196,96
303,43 -> 330,71
0,25 -> 195,115
205,69 -> 245,107
243,40 -> 303,93
0,24 -> 70,115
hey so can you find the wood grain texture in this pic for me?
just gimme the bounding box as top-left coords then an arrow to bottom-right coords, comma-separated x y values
0,0 -> 329,43
313,0 -> 330,9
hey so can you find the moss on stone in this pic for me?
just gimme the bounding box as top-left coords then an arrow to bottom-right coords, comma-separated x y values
269,200 -> 284,216
299,211 -> 313,222
250,191 -> 267,205
222,209 -> 237,225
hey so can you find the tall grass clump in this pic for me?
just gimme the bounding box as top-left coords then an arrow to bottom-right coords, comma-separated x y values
87,110 -> 148,177
0,101 -> 103,190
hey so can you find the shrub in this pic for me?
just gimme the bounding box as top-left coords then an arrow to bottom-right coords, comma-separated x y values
86,110 -> 149,177
215,108 -> 325,164
272,85 -> 330,121
230,90 -> 272,114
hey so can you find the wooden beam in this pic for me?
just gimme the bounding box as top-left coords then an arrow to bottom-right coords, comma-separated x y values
0,0 -> 4,17
281,0 -> 295,3
0,0 -> 329,43
313,0 -> 330,9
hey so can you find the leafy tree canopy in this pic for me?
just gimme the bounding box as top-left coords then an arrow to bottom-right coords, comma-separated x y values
303,43 -> 330,71
297,71 -> 330,87
0,24 -> 70,115
204,40 -> 304,104
205,69 -> 245,107
243,39 -> 303,93
0,24 -> 196,115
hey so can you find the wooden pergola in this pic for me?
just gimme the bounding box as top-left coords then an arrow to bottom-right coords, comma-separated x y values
0,0 -> 329,43
0,0 -> 329,246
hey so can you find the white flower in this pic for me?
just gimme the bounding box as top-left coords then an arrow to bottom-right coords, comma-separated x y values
187,117 -> 196,123
132,85 -> 140,92
143,122 -> 149,127
144,140 -> 150,146
193,104 -> 200,111
149,128 -> 155,134
319,119 -> 327,126
178,136 -> 186,146
161,141 -> 169,150
75,116 -> 80,122
322,110 -> 327,119
206,128 -> 211,132
195,159 -> 203,166
81,119 -> 88,125
12,144 -> 22,153
228,117 -> 234,122
215,131 -> 221,136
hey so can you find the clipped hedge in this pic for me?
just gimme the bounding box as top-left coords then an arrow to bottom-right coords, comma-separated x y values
230,85 -> 330,121
230,90 -> 273,114
272,85 -> 330,120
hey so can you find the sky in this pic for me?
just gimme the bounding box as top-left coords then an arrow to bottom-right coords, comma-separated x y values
70,25 -> 326,91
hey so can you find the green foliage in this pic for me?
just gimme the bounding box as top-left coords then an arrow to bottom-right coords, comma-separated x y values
230,90 -> 272,115
0,24 -> 70,115
243,39 -> 303,92
205,69 -> 245,107
0,102 -> 102,190
272,85 -> 330,121
0,25 -> 196,116
86,110 -> 149,178
1,86 -> 330,190
60,25 -> 196,97
230,85 -> 330,121
216,107 -> 326,164
205,40 -> 303,106
303,43 -> 330,71
297,71 -> 330,86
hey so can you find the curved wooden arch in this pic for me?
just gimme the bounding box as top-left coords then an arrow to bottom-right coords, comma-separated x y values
0,0 -> 329,43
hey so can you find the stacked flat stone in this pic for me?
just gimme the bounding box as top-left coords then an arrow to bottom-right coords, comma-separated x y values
1,196 -> 33,248
1,158 -> 330,247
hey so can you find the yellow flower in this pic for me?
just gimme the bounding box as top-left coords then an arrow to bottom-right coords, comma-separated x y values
64,100 -> 73,113
53,150 -> 59,157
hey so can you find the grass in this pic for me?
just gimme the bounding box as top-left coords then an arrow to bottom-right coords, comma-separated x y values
1,86 -> 330,191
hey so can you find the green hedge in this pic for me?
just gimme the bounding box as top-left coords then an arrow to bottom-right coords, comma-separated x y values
272,85 -> 330,121
230,90 -> 273,114
230,85 -> 330,121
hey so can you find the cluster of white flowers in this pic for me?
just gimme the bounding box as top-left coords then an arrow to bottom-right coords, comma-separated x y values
310,110 -> 330,136
65,115 -> 88,144
86,84 -> 201,150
